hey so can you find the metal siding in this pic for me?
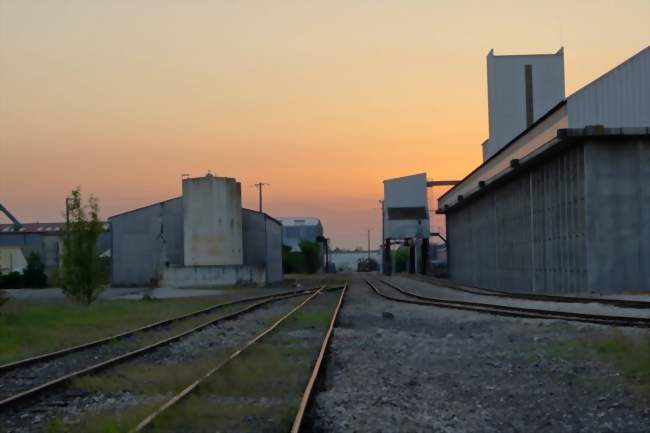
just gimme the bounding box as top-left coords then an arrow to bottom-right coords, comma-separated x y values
447,144 -> 588,293
110,198 -> 183,286
383,173 -> 430,239
568,47 -> 650,128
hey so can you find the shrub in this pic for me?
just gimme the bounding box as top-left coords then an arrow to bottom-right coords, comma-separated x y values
22,251 -> 48,288
0,271 -> 23,289
0,288 -> 9,312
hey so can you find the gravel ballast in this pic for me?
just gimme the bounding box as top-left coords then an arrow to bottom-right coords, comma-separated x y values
311,278 -> 650,433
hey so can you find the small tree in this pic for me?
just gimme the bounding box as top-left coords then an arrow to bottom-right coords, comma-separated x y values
299,240 -> 321,274
60,187 -> 104,304
394,247 -> 409,273
23,251 -> 48,288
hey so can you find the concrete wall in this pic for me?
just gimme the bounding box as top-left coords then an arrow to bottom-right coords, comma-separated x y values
448,144 -> 588,293
110,198 -> 183,286
161,264 -> 266,288
584,137 -> 650,292
485,49 -> 565,160
183,176 -> 243,266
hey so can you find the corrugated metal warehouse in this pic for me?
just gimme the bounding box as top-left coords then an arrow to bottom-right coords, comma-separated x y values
439,46 -> 650,294
0,222 -> 111,279
110,174 -> 283,287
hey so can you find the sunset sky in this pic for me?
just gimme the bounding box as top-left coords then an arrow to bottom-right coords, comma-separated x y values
1,1 -> 649,249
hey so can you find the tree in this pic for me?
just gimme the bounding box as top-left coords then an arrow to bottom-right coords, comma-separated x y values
299,240 -> 321,274
22,251 -> 48,288
394,247 -> 409,273
60,187 -> 104,304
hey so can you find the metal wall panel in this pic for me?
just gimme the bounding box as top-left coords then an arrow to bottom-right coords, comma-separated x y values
568,47 -> 650,129
448,145 -> 588,293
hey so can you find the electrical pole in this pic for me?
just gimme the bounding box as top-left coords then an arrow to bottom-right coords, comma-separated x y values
378,200 -> 385,246
367,229 -> 371,260
254,182 -> 269,213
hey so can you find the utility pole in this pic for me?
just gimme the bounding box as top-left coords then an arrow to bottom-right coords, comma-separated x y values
254,182 -> 269,213
378,200 -> 385,247
367,229 -> 371,260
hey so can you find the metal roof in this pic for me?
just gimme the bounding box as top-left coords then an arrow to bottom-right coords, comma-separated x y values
0,222 -> 110,234
276,217 -> 322,227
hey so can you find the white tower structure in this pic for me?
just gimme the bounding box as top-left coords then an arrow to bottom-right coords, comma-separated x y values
483,48 -> 565,160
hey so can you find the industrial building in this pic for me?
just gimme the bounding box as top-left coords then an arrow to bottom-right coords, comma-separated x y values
0,216 -> 111,280
277,217 -> 324,251
109,174 -> 283,287
439,46 -> 650,294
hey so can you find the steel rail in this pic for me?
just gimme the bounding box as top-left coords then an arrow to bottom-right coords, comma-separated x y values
0,287 -> 316,374
0,289 -> 324,411
127,287 -> 336,433
382,279 -> 650,326
290,282 -> 348,433
410,275 -> 650,309
368,279 -> 650,328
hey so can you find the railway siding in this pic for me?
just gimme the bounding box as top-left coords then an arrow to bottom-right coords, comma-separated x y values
311,280 -> 650,433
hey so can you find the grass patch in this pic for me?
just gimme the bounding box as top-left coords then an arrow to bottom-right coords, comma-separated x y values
542,331 -> 650,401
0,294 -> 260,364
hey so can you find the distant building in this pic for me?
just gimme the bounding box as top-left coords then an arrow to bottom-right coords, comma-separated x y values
329,250 -> 382,272
110,174 -> 283,287
439,46 -> 650,294
277,217 -> 324,252
0,222 -> 111,279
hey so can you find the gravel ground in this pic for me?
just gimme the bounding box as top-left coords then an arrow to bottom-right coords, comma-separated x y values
389,275 -> 650,319
0,294 -> 310,433
311,277 -> 650,433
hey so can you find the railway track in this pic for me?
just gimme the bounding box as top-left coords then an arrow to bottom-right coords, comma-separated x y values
126,283 -> 348,433
407,274 -> 650,309
0,286 -> 324,412
367,278 -> 650,328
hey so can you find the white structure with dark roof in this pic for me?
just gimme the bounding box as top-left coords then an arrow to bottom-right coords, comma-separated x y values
277,217 -> 324,252
484,48 -> 565,160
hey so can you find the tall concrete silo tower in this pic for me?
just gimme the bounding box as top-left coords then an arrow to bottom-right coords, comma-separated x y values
483,48 -> 565,160
182,174 -> 243,266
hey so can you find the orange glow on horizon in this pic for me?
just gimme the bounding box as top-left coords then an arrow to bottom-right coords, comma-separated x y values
1,1 -> 648,248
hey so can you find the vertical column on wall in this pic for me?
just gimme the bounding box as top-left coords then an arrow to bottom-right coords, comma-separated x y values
420,237 -> 429,275
529,172 -> 535,292
383,239 -> 392,276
